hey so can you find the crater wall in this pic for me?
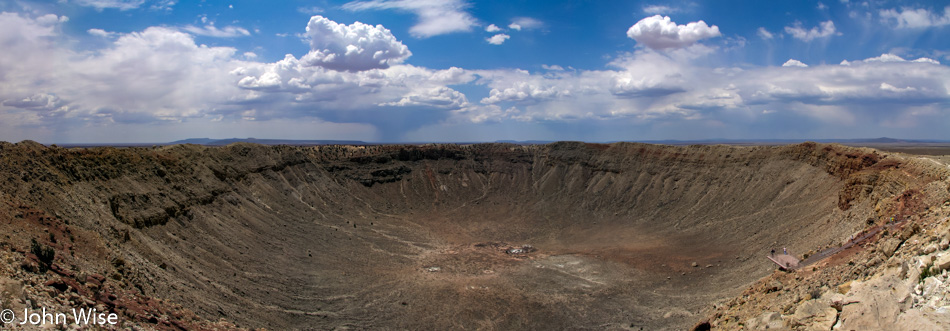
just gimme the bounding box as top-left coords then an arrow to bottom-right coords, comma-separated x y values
0,141 -> 945,329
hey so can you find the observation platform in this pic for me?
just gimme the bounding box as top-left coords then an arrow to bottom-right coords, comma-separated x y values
766,253 -> 801,270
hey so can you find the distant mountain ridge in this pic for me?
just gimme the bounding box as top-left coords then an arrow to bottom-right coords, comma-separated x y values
48,137 -> 950,148
164,137 -> 950,146
170,138 -> 368,146
635,137 -> 950,145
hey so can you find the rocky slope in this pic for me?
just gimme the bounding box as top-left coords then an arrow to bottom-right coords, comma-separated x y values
697,155 -> 950,330
0,141 -> 946,330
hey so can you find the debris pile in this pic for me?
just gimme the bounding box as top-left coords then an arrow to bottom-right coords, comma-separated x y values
505,244 -> 537,255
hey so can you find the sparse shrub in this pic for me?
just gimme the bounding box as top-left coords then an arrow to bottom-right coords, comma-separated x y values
920,264 -> 936,283
809,287 -> 822,300
30,238 -> 55,272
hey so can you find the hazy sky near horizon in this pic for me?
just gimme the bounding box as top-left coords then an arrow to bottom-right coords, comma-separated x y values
0,0 -> 949,143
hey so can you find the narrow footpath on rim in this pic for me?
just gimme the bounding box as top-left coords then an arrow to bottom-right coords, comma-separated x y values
768,218 -> 910,271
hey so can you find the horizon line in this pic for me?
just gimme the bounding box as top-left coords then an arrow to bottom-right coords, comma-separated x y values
8,136 -> 950,148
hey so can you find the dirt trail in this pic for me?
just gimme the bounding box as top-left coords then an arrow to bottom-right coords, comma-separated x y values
796,219 -> 907,269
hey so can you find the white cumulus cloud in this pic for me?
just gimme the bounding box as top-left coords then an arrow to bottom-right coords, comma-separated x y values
4,9 -> 950,143
381,86 -> 469,108
626,15 -> 721,50
880,7 -> 950,28
913,57 -> 941,64
757,27 -> 774,40
782,59 -> 808,67
2,93 -> 68,112
0,12 -> 484,142
87,28 -> 115,38
462,50 -> 950,130
150,0 -> 176,11
342,0 -> 476,38
485,24 -> 501,32
481,81 -> 570,105
843,53 -> 941,65
301,15 -> 412,72
879,82 -> 916,93
36,14 -> 69,25
785,20 -> 837,41
238,71 -> 282,90
74,0 -> 145,11
864,53 -> 909,63
486,33 -> 509,45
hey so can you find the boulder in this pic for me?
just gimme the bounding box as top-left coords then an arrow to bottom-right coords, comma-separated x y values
789,299 -> 837,330
767,280 -> 783,293
97,290 -> 118,308
922,277 -> 943,298
895,309 -> 950,330
746,311 -> 784,330
880,238 -> 901,258
838,278 -> 902,329
45,278 -> 70,292
85,274 -> 102,290
897,291 -> 914,312
87,273 -> 106,285
923,244 -> 938,255
900,224 -> 918,240
936,253 -> 950,272
51,264 -> 75,277
898,261 -> 910,279
837,281 -> 852,294
762,312 -> 785,329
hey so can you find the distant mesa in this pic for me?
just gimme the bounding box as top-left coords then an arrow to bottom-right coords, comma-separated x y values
861,137 -> 906,143
494,140 -> 556,145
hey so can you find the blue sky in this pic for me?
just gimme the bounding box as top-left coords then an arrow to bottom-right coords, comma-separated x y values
0,0 -> 948,143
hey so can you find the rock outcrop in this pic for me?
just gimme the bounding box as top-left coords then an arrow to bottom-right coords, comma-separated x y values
703,202 -> 950,330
